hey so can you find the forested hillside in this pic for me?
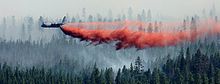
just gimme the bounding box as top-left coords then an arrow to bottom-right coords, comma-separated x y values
1,42 -> 220,84
0,5 -> 219,84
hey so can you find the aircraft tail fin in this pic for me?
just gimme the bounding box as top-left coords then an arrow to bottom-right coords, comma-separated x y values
62,16 -> 67,24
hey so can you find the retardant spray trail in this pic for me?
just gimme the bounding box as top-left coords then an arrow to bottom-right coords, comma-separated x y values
61,19 -> 220,50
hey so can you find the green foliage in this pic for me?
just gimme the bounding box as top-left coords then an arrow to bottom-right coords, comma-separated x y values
2,43 -> 220,84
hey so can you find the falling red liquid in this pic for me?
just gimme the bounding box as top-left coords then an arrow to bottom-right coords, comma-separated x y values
60,19 -> 220,50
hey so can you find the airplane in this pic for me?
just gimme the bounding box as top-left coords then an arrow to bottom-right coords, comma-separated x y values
41,16 -> 86,41
41,16 -> 66,28
41,16 -> 112,47
41,16 -> 78,38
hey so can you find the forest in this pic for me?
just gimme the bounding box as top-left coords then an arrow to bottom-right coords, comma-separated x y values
0,38 -> 220,84
0,6 -> 219,84
0,47 -> 218,84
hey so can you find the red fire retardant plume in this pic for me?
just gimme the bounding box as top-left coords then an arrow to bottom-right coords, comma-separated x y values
60,19 -> 220,50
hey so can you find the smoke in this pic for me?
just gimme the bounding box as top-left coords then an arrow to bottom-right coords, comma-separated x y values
61,19 -> 220,50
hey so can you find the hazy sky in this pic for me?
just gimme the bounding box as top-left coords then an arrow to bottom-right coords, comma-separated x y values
0,0 -> 219,18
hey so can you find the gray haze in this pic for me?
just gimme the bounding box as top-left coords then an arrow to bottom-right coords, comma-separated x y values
0,0 -> 219,71
0,0 -> 219,19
